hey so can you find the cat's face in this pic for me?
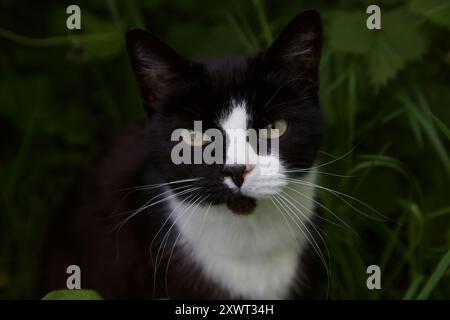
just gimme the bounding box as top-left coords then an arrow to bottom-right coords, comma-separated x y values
127,10 -> 322,214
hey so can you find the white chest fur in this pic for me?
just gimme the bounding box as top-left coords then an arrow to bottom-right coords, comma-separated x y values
169,172 -> 317,299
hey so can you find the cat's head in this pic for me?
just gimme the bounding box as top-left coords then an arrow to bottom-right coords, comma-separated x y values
126,10 -> 323,214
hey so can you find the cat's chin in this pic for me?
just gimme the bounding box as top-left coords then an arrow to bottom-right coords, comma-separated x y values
226,194 -> 256,215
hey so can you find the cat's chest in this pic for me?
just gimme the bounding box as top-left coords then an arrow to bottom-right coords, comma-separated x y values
169,185 -> 316,299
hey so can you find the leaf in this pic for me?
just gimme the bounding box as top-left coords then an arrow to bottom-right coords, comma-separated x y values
398,93 -> 450,174
327,10 -> 428,88
409,0 -> 450,29
432,113 -> 450,141
368,10 -> 427,87
327,11 -> 371,54
416,248 -> 450,299
382,10 -> 427,61
74,11 -> 123,60
42,289 -> 103,300
403,274 -> 425,300
368,35 -> 404,87
427,206 -> 450,220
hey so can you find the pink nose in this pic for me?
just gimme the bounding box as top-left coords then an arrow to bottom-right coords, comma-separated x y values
223,164 -> 255,187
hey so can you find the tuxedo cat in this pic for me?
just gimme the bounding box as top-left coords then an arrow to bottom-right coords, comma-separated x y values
43,9 -> 324,299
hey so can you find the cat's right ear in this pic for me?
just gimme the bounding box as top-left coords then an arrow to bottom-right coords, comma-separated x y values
126,29 -> 190,112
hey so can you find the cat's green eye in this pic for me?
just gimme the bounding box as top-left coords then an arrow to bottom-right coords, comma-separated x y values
261,119 -> 288,139
180,129 -> 211,146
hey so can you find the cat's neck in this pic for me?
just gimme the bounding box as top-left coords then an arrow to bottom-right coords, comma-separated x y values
168,171 -> 317,299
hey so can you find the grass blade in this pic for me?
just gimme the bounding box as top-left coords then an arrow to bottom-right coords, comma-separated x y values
403,274 -> 424,300
416,248 -> 450,299
252,0 -> 273,46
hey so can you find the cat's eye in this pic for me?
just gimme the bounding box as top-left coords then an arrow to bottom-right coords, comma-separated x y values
180,129 -> 211,146
260,119 -> 288,139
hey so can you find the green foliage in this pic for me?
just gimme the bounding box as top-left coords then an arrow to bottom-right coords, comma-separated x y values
409,0 -> 450,29
0,0 -> 448,300
328,11 -> 371,54
42,290 -> 103,300
75,11 -> 123,60
328,10 -> 427,88
416,248 -> 450,299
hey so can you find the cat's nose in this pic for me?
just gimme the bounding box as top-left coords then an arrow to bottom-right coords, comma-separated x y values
223,164 -> 255,188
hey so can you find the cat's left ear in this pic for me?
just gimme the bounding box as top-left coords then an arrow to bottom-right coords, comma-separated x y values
264,10 -> 322,85
126,29 -> 191,112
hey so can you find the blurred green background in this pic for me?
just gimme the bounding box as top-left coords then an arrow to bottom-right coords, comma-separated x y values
0,0 -> 449,299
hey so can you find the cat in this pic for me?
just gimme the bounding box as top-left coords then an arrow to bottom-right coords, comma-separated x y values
42,9 -> 324,299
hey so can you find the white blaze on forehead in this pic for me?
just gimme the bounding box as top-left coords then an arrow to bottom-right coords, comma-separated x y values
220,100 -> 258,165
220,100 -> 248,130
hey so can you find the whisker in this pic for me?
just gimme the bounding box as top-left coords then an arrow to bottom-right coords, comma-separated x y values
110,184 -> 196,218
198,194 -> 216,237
274,194 -> 331,298
262,77 -> 312,110
270,197 -> 298,242
110,185 -> 203,233
275,194 -> 329,272
263,95 -> 313,112
110,178 -> 200,219
121,178 -> 202,192
303,147 -> 358,172
150,193 -> 195,296
281,189 -> 343,230
164,193 -> 211,297
284,185 -> 357,235
284,169 -> 356,178
286,178 -> 387,221
153,194 -> 202,283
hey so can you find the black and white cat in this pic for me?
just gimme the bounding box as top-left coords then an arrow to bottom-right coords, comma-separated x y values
44,10 -> 324,299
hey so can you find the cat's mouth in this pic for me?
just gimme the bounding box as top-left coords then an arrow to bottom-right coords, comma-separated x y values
225,193 -> 257,215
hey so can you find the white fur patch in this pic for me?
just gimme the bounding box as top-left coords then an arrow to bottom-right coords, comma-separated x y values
220,100 -> 258,167
169,172 -> 317,299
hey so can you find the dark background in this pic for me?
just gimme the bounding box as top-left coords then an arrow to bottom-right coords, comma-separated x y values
0,0 -> 449,299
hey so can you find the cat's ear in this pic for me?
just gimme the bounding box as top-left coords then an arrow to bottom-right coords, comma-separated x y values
126,29 -> 190,112
264,10 -> 322,86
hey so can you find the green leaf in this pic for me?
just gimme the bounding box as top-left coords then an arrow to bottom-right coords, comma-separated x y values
328,11 -> 371,54
368,35 -> 404,87
383,11 -> 427,61
74,32 -> 122,60
427,206 -> 450,220
252,0 -> 273,46
403,274 -> 424,300
368,10 -> 427,87
75,11 -> 123,60
327,10 -> 428,88
42,289 -> 103,300
398,93 -> 450,174
432,112 -> 450,141
416,248 -> 450,299
409,0 -> 450,29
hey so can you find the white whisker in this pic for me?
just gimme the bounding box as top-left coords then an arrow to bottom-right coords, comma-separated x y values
164,193 -> 211,297
274,194 -> 331,298
111,185 -> 203,233
284,185 -> 354,233
270,197 -> 298,242
285,177 -> 387,221
150,193 -> 194,297
121,178 -> 203,192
